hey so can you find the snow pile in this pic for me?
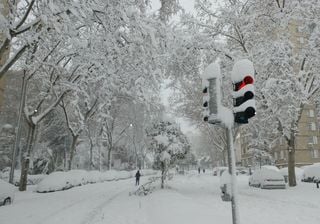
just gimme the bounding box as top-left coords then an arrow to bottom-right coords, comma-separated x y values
36,169 -> 157,193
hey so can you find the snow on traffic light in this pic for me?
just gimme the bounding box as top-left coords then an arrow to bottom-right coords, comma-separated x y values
231,59 -> 256,124
201,63 -> 221,124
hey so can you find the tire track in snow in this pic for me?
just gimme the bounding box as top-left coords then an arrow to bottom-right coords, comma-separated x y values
80,188 -> 128,224
35,182 -> 131,224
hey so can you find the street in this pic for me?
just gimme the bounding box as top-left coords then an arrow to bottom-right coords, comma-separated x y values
0,172 -> 319,224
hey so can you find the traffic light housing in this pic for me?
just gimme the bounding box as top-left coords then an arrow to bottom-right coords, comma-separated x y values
231,60 -> 256,124
202,80 -> 210,122
201,63 -> 221,124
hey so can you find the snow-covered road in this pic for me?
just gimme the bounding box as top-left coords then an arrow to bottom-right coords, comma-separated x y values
1,173 -> 319,224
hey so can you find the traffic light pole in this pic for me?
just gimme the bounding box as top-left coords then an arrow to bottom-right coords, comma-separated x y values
225,125 -> 240,224
202,61 -> 253,224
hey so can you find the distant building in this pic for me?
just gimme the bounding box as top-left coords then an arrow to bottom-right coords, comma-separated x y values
273,104 -> 320,167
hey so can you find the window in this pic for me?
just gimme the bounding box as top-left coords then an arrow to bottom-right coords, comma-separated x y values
274,152 -> 278,160
279,137 -> 284,145
309,136 -> 318,144
280,150 -> 284,159
309,109 -> 314,117
314,136 -> 318,144
299,37 -> 304,44
309,122 -> 316,131
311,149 -> 319,158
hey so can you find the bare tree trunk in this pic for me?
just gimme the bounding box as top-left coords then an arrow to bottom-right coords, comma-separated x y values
107,147 -> 112,170
0,0 -> 10,109
63,137 -> 67,171
98,143 -> 102,171
161,162 -> 165,189
88,136 -> 94,170
19,123 -> 35,191
288,134 -> 296,187
9,72 -> 27,184
68,135 -> 78,170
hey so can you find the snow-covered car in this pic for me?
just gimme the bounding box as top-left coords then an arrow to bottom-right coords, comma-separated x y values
279,167 -> 304,182
301,165 -> 320,183
0,179 -> 15,206
249,169 -> 286,189
213,167 -> 228,176
261,165 -> 280,172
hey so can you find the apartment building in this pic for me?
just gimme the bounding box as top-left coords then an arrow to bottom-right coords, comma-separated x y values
274,104 -> 320,167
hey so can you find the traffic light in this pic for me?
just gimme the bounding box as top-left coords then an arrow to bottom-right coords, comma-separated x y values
202,79 -> 210,122
231,59 -> 256,124
201,63 -> 221,124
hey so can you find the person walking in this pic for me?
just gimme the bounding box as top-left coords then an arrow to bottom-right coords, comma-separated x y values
135,170 -> 141,186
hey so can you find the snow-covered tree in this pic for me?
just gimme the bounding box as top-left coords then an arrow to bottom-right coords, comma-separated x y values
172,0 -> 320,187
147,120 -> 190,188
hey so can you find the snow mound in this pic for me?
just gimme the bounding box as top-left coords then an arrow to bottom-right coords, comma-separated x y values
36,169 -> 157,193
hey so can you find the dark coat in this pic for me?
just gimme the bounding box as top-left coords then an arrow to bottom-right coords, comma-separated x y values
135,171 -> 141,179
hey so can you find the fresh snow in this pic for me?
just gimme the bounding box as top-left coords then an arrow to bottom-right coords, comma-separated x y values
36,169 -> 157,193
231,59 -> 255,83
1,172 -> 319,224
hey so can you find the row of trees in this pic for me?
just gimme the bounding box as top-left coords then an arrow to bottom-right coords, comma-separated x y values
0,0 -> 193,191
167,0 -> 320,187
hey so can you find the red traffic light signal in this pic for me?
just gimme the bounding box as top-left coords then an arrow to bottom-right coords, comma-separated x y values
231,60 -> 256,124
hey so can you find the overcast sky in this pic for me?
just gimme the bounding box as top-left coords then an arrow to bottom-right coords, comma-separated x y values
150,0 -> 199,135
150,0 -> 195,14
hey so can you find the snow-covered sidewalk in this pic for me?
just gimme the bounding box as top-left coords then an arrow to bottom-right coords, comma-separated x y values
0,172 -> 319,224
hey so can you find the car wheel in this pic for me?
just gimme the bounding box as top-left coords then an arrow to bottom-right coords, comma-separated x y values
4,198 -> 11,205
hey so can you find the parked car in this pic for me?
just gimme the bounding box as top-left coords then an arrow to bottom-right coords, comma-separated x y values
249,168 -> 286,189
261,165 -> 280,172
236,167 -> 249,175
301,165 -> 320,183
213,167 -> 228,176
279,167 -> 304,182
0,179 -> 15,206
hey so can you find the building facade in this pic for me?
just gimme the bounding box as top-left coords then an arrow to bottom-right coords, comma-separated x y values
274,104 -> 320,168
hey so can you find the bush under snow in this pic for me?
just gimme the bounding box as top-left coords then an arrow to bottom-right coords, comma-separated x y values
36,169 -> 157,193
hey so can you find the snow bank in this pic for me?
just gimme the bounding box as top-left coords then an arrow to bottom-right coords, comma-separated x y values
36,169 -> 157,193
0,169 -> 47,186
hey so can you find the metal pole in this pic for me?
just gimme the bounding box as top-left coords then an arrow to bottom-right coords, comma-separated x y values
226,126 -> 240,224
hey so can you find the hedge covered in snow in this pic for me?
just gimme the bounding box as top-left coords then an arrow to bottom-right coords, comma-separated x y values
36,169 -> 157,193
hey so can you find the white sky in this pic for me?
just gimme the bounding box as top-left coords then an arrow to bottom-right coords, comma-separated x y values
150,0 -> 196,14
151,1 -> 197,135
